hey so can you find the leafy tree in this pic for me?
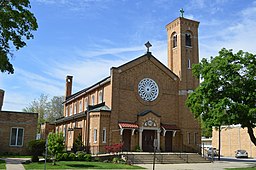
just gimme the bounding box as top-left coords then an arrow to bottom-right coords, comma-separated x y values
23,94 -> 64,131
47,132 -> 65,165
186,48 -> 256,145
0,0 -> 38,74
46,96 -> 64,122
23,94 -> 49,129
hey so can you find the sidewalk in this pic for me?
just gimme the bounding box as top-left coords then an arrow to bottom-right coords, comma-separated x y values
138,161 -> 256,170
3,158 -> 30,170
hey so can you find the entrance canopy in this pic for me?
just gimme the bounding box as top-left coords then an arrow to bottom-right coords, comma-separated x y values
161,124 -> 179,137
119,122 -> 138,135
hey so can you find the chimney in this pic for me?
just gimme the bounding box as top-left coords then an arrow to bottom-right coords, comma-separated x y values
0,89 -> 4,111
65,75 -> 73,98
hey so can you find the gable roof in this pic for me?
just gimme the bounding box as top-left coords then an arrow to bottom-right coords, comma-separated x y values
112,52 -> 178,81
137,110 -> 161,117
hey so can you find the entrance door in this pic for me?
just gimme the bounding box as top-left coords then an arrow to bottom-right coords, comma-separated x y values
123,130 -> 131,151
142,130 -> 155,152
165,131 -> 173,152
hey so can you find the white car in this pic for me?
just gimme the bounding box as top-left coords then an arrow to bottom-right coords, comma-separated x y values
235,150 -> 248,158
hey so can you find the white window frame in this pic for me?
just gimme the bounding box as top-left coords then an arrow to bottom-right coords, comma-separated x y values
188,58 -> 191,69
92,95 -> 95,106
98,91 -> 103,103
74,102 -> 77,115
70,105 -> 73,115
94,128 -> 97,143
65,106 -> 68,117
84,97 -> 88,111
10,127 -> 24,147
79,100 -> 82,112
102,128 -> 106,143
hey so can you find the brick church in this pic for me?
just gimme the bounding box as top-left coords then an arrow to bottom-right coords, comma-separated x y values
55,16 -> 201,154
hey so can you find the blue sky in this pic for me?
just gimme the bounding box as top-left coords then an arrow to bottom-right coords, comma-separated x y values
1,0 -> 256,111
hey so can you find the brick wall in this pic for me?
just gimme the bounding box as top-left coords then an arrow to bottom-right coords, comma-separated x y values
0,111 -> 38,155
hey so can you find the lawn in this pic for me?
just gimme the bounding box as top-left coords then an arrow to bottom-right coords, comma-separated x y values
226,168 -> 256,170
23,161 -> 145,169
0,160 -> 6,169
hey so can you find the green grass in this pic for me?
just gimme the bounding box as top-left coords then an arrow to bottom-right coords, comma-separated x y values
226,168 -> 256,170
0,155 -> 31,158
0,159 -> 6,169
24,161 -> 145,169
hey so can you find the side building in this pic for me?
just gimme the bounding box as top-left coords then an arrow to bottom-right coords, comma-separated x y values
55,16 -> 201,154
0,89 -> 38,155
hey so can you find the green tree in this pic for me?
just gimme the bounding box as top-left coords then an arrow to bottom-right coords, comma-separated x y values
186,48 -> 256,145
23,94 -> 49,129
47,132 -> 65,165
46,96 -> 64,122
23,94 -> 64,131
0,0 -> 38,74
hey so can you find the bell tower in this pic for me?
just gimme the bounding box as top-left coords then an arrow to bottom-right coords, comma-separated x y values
166,16 -> 200,91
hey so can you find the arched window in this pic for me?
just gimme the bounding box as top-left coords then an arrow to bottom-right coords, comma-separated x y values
188,58 -> 191,69
185,32 -> 192,47
92,95 -> 95,105
98,91 -> 103,103
84,97 -> 88,110
172,32 -> 177,48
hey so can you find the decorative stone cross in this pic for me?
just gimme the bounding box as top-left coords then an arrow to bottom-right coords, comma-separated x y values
145,41 -> 152,53
180,8 -> 184,18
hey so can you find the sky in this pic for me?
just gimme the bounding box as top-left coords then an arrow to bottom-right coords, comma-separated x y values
1,0 -> 256,111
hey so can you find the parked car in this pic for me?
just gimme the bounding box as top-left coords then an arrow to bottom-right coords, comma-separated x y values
207,147 -> 218,157
235,150 -> 248,158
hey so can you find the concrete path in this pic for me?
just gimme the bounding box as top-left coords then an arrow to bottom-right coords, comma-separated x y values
3,158 -> 30,170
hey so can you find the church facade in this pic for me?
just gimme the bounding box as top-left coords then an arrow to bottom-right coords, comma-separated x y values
55,16 -> 201,154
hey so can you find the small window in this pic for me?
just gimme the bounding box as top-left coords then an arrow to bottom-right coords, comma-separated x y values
10,127 -> 24,146
70,105 -> 73,115
92,95 -> 95,106
102,128 -> 106,143
194,132 -> 198,145
188,58 -> 191,69
89,128 -> 91,144
187,132 -> 191,144
84,98 -> 88,111
94,128 -> 97,143
79,101 -> 82,112
99,91 -> 103,103
172,34 -> 177,48
74,102 -> 77,114
65,106 -> 68,117
185,33 -> 192,47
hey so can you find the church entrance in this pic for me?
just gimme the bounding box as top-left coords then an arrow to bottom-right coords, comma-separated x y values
165,131 -> 173,152
142,130 -> 156,152
122,130 -> 131,151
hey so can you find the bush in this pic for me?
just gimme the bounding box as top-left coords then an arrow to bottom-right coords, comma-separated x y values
68,152 -> 76,161
62,153 -> 69,161
28,139 -> 46,162
77,151 -> 85,161
84,154 -> 92,161
56,153 -> 63,161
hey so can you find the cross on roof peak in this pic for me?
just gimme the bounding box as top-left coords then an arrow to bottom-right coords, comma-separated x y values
180,8 -> 184,18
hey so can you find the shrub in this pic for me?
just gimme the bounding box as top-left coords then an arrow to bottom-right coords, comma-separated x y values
68,152 -> 76,161
62,153 -> 69,161
112,157 -> 119,163
28,139 -> 46,162
84,154 -> 92,161
56,153 -> 63,161
77,152 -> 85,161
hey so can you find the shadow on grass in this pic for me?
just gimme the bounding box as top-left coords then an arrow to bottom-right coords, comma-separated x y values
66,164 -> 96,168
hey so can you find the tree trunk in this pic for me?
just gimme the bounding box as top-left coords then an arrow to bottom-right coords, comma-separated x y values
247,126 -> 256,146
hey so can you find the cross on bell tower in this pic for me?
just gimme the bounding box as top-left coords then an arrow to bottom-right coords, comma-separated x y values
180,8 -> 184,18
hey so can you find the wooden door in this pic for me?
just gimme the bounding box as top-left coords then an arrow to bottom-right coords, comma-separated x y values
165,131 -> 173,152
123,130 -> 131,151
142,130 -> 155,152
